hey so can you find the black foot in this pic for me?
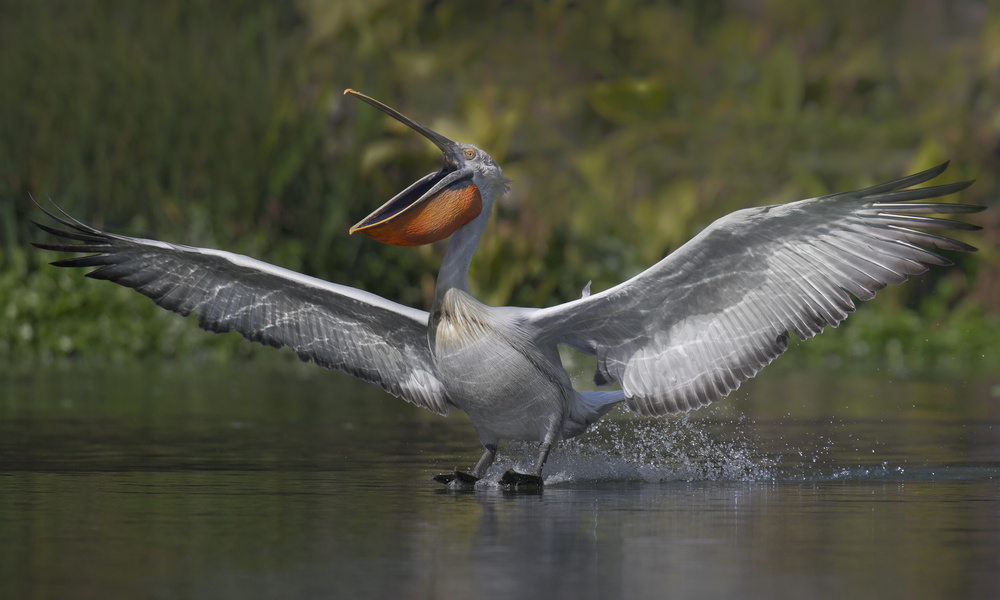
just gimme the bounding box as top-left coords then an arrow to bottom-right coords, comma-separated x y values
500,469 -> 544,489
432,470 -> 480,487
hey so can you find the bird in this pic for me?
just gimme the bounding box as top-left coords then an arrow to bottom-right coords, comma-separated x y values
33,88 -> 984,488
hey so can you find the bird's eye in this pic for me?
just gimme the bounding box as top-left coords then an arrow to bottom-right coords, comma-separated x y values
464,148 -> 476,159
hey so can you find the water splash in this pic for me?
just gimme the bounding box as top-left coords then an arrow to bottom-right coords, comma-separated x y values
489,413 -> 777,485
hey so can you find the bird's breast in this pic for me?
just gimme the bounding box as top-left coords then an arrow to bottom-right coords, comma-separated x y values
431,289 -> 496,352
429,289 -> 550,394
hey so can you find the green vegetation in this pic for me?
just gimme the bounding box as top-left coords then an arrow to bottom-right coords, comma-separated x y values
1,1 -> 997,373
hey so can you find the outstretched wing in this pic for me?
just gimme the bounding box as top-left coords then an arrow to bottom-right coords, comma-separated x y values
529,163 -> 982,416
33,207 -> 449,415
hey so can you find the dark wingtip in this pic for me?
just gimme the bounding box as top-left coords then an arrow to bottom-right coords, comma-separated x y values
895,161 -> 950,188
907,161 -> 951,184
948,179 -> 975,194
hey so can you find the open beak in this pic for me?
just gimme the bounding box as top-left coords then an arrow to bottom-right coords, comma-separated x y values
345,89 -> 482,246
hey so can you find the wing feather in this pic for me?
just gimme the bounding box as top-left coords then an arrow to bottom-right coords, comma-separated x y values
33,206 -> 449,415
529,162 -> 982,416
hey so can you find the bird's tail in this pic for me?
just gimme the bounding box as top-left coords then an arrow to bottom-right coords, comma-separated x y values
562,390 -> 626,439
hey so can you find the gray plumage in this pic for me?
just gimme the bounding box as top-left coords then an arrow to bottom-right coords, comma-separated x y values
530,164 -> 979,416
34,212 -> 449,415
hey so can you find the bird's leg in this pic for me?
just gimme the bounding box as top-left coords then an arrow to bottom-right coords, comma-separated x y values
433,444 -> 496,488
469,444 -> 497,478
500,441 -> 549,489
532,441 -> 552,475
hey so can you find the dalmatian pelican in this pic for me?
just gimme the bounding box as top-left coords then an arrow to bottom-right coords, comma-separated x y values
34,89 -> 983,488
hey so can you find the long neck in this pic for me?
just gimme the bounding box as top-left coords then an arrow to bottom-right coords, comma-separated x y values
432,208 -> 490,309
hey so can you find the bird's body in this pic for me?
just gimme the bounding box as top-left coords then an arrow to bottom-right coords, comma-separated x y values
432,290 -> 560,443
34,90 -> 983,487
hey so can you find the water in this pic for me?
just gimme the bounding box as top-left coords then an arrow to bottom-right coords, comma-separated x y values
1,362 -> 998,599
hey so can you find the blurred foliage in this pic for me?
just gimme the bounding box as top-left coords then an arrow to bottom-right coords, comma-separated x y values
1,0 -> 998,371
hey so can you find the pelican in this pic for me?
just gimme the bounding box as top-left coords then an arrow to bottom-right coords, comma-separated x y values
34,89 -> 983,488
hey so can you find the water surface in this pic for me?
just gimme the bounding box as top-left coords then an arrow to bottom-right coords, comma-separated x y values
1,363 -> 997,599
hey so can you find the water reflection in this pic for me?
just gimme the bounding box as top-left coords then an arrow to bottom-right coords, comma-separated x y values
1,363 -> 997,599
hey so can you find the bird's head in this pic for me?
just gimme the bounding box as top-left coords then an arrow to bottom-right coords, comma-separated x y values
345,89 -> 509,246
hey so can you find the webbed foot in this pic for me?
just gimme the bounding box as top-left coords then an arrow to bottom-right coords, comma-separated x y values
432,470 -> 480,488
500,469 -> 544,489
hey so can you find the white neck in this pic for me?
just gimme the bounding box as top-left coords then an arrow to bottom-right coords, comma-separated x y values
432,207 -> 491,308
